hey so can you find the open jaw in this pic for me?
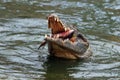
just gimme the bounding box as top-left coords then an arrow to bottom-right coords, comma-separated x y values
40,13 -> 92,59
48,13 -> 66,34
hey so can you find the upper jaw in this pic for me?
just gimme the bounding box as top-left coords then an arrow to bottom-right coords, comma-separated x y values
48,14 -> 60,22
48,14 -> 66,34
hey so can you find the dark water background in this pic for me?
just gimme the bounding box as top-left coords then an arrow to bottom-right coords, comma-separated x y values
0,0 -> 120,80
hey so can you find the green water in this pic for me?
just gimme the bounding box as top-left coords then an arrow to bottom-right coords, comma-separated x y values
0,0 -> 120,80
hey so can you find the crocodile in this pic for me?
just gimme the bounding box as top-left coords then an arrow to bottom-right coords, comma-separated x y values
39,14 -> 92,59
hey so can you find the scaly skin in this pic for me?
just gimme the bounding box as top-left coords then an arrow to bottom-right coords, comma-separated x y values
39,14 -> 92,59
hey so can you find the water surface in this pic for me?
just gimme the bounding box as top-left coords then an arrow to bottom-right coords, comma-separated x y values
0,0 -> 120,80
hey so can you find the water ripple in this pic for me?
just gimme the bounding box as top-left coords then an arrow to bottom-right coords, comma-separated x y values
0,0 -> 120,80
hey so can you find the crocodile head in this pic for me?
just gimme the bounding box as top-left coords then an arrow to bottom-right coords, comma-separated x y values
46,14 -> 91,59
39,14 -> 92,59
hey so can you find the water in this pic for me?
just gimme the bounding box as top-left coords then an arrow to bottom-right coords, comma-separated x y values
0,0 -> 120,80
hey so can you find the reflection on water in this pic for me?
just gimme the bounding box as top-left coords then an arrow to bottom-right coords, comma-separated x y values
43,57 -> 81,80
0,0 -> 120,80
